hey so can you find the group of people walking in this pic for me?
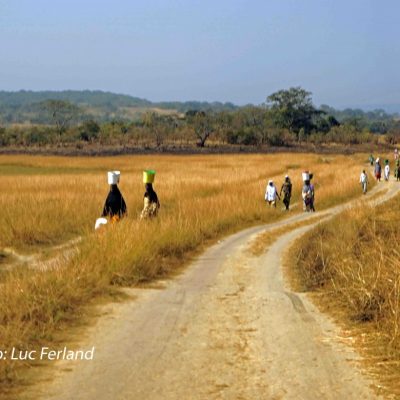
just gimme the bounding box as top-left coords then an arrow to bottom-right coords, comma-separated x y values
99,151 -> 400,227
372,157 -> 391,182
361,151 -> 400,195
264,172 -> 315,212
96,170 -> 160,230
265,149 -> 400,212
370,150 -> 400,182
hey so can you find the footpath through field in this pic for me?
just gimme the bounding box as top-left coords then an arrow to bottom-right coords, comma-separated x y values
31,178 -> 399,400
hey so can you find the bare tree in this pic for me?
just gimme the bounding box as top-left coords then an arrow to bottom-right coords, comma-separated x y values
41,100 -> 80,137
187,111 -> 215,147
143,111 -> 176,148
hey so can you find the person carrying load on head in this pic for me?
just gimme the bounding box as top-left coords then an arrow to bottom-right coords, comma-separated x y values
374,158 -> 382,182
384,160 -> 390,181
280,175 -> 292,211
141,170 -> 160,219
265,179 -> 280,208
360,170 -> 368,194
101,171 -> 127,222
301,171 -> 313,212
95,171 -> 127,230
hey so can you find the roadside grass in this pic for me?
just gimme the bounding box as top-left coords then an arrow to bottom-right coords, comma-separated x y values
287,190 -> 400,398
0,153 -> 373,393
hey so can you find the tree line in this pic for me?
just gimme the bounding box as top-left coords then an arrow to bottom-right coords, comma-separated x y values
0,87 -> 399,148
0,90 -> 237,124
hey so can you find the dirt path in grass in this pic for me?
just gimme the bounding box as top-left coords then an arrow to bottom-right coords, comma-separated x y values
29,179 -> 399,400
1,236 -> 81,271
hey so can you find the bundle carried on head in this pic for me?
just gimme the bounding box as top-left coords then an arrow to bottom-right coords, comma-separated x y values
143,170 -> 156,184
302,171 -> 310,182
108,171 -> 121,185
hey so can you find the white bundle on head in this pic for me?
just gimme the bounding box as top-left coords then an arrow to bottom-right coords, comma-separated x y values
108,171 -> 120,185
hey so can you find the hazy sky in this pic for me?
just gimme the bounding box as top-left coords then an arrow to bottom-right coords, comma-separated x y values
1,0 -> 399,108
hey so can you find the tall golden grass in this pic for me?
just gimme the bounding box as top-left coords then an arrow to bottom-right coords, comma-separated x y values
289,190 -> 400,396
0,154 -> 371,251
0,153 -> 372,391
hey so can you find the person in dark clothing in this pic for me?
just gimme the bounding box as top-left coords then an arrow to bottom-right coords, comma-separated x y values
280,175 -> 292,211
309,173 -> 315,212
141,183 -> 160,219
395,159 -> 400,181
102,184 -> 127,221
395,159 -> 400,180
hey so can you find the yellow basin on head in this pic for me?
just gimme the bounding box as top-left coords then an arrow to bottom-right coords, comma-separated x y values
143,170 -> 156,183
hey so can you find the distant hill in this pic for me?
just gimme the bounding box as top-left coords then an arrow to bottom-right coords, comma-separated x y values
0,90 -> 152,108
319,104 -> 395,119
0,90 -> 238,125
356,104 -> 400,115
0,90 -> 398,127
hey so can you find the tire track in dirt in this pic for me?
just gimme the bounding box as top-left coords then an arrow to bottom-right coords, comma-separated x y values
1,236 -> 81,271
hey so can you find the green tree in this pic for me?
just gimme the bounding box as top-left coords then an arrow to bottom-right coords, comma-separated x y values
0,126 -> 8,146
267,87 -> 322,139
79,120 -> 101,142
241,106 -> 265,145
214,111 -> 233,144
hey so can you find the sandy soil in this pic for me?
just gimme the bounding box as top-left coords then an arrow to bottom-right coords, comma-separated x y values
27,179 -> 399,400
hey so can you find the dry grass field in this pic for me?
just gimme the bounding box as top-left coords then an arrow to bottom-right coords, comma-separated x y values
0,153 -> 374,392
289,189 -> 400,397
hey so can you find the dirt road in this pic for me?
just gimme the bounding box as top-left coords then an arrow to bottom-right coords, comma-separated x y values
33,180 -> 399,400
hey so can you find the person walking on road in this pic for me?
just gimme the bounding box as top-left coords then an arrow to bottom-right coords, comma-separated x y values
302,179 -> 313,212
369,154 -> 374,166
280,175 -> 292,211
360,170 -> 368,194
384,160 -> 390,181
309,173 -> 316,212
265,180 -> 280,208
396,160 -> 400,182
375,158 -> 382,182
